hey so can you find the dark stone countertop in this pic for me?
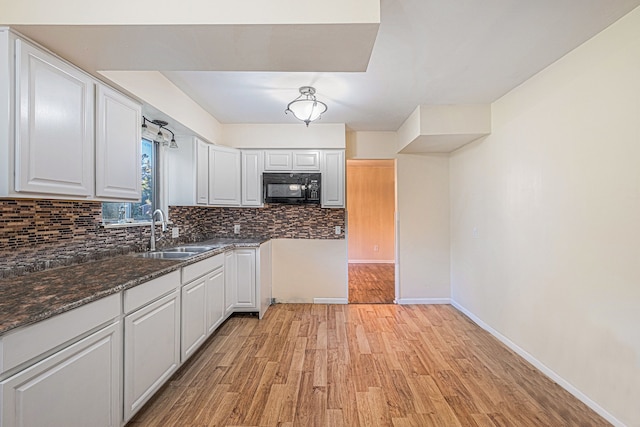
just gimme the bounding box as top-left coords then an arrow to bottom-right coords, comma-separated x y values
0,238 -> 268,336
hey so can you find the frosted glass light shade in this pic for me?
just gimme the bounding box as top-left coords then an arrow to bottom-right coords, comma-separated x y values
285,86 -> 328,126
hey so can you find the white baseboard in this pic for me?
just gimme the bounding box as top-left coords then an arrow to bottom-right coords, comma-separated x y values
348,260 -> 395,264
450,300 -> 624,427
396,298 -> 451,305
313,298 -> 348,305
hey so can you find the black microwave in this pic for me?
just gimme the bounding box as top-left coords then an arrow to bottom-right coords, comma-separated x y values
263,173 -> 321,204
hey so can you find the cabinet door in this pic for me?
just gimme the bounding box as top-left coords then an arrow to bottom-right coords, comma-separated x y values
264,150 -> 292,171
15,39 -> 94,197
321,150 -> 345,208
258,241 -> 273,319
95,84 -> 141,200
224,251 -> 236,315
1,322 -> 120,427
124,290 -> 180,422
241,150 -> 263,206
181,278 -> 207,361
206,267 -> 225,334
195,138 -> 209,205
292,150 -> 320,170
235,249 -> 256,309
209,145 -> 241,205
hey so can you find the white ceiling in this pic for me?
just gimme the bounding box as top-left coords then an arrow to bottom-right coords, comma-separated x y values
8,1 -> 640,133
161,0 -> 640,131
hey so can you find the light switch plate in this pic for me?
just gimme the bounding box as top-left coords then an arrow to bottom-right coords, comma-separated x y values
234,224 -> 241,234
335,226 -> 341,235
171,227 -> 179,238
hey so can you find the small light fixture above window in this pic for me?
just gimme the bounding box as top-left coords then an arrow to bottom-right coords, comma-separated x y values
142,116 -> 178,148
285,86 -> 327,127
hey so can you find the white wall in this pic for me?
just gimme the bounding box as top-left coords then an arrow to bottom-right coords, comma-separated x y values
449,7 -> 640,426
222,123 -> 346,149
396,154 -> 450,303
346,131 -> 397,159
272,239 -> 348,303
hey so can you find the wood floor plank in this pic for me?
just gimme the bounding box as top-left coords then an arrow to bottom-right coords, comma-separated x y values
127,304 -> 611,427
348,263 -> 395,304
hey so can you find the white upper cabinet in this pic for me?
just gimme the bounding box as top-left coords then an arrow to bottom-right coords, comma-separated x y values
321,150 -> 345,208
264,150 -> 293,170
15,39 -> 94,197
95,84 -> 141,200
209,145 -> 241,206
264,150 -> 320,171
167,139 -> 241,207
195,138 -> 209,205
167,136 -> 205,206
241,150 -> 263,206
292,150 -> 320,170
0,29 -> 11,197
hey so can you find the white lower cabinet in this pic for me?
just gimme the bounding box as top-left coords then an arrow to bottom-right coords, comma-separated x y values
0,322 -> 121,427
235,249 -> 256,309
224,251 -> 236,316
180,254 -> 225,362
226,244 -> 272,319
0,294 -> 121,427
123,289 -> 181,422
206,266 -> 225,334
181,277 -> 207,361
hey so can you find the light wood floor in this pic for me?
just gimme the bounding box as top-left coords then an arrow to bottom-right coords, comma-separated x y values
349,263 -> 395,304
127,304 -> 609,427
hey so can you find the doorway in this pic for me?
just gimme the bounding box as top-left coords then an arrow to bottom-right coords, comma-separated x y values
346,159 -> 396,303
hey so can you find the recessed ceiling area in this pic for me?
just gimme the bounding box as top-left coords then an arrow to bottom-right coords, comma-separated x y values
161,0 -> 640,131
4,0 -> 640,133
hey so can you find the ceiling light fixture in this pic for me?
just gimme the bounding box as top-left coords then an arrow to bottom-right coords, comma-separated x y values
142,116 -> 178,148
285,86 -> 327,127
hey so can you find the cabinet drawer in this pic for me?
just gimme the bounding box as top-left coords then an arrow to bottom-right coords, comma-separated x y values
182,253 -> 224,284
123,270 -> 180,314
0,293 -> 120,376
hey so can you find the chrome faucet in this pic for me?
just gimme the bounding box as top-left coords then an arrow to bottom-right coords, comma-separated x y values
150,209 -> 166,252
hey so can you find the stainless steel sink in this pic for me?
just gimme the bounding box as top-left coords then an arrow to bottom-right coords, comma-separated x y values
135,251 -> 198,259
163,245 -> 217,253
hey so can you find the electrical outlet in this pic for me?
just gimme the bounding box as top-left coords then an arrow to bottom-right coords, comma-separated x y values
234,224 -> 241,234
335,226 -> 341,235
171,227 -> 179,238
472,227 -> 479,238
374,245 -> 379,252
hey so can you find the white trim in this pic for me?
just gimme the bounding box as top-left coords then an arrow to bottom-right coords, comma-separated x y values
348,260 -> 395,264
313,298 -> 348,305
451,300 -> 625,427
396,298 -> 451,305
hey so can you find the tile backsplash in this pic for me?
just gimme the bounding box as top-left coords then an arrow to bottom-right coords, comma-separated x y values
169,204 -> 345,241
0,199 -> 345,278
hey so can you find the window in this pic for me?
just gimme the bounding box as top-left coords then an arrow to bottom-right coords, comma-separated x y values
102,138 -> 158,224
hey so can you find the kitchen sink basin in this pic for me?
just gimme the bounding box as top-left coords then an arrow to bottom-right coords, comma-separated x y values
135,251 -> 198,259
134,243 -> 227,260
163,245 -> 218,253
